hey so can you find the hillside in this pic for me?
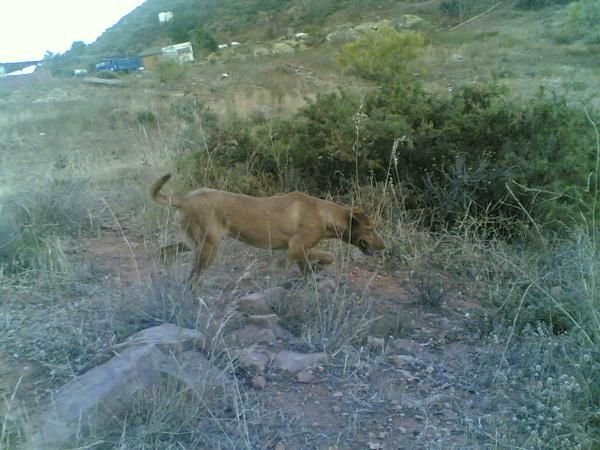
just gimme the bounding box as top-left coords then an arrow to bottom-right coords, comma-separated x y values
89,0 -> 435,54
51,0 -> 600,110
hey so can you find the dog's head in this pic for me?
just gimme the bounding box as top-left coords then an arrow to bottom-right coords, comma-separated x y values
348,209 -> 385,256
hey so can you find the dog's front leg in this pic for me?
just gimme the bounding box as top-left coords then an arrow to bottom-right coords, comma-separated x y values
288,237 -> 334,275
306,249 -> 335,268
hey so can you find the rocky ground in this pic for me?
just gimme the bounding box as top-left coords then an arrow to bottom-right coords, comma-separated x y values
6,227 -> 516,450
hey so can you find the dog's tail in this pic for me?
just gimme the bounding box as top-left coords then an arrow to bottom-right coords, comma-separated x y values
150,174 -> 183,208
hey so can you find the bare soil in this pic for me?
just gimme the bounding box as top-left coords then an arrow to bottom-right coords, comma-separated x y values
67,229 -> 502,449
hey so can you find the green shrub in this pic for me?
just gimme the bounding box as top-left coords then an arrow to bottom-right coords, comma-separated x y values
192,25 -> 218,56
559,0 -> 600,43
173,75 -> 597,236
154,59 -> 188,83
0,179 -> 95,274
337,28 -> 424,83
136,110 -> 158,127
175,115 -> 277,194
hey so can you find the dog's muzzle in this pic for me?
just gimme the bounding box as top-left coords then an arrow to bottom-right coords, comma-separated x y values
358,240 -> 374,256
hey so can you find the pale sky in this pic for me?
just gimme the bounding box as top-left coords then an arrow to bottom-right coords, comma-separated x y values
0,0 -> 146,62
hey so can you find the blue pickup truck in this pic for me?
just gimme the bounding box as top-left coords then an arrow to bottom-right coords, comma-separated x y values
95,57 -> 143,73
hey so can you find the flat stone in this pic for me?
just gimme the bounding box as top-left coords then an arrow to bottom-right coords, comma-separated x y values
247,314 -> 279,329
272,351 -> 327,375
30,345 -> 170,449
112,323 -> 204,353
296,369 -> 317,383
236,348 -> 273,374
228,325 -> 278,346
29,325 -> 226,450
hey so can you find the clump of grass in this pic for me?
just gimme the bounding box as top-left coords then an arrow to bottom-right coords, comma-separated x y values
82,367 -> 255,449
472,332 -> 599,449
411,273 -> 446,308
271,273 -> 381,357
155,60 -> 188,84
0,178 -> 95,276
1,378 -> 28,450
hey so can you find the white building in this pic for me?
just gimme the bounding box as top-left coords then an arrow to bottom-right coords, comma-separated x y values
158,11 -> 174,23
161,42 -> 194,63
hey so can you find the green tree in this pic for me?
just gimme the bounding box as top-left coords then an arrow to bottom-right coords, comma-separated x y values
168,15 -> 198,43
69,41 -> 87,56
336,28 -> 424,84
193,25 -> 218,56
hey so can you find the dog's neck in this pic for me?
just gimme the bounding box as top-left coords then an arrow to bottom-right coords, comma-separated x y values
324,206 -> 353,242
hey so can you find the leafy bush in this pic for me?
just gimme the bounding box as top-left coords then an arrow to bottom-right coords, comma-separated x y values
192,25 -> 218,56
559,0 -> 600,43
136,110 -> 158,127
0,179 -> 94,274
154,59 -> 188,83
337,28 -> 425,83
196,81 -> 596,234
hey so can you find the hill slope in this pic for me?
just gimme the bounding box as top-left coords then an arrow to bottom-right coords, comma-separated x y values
87,0 -> 440,56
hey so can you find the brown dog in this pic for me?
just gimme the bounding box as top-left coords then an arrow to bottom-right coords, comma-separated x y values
151,174 -> 385,278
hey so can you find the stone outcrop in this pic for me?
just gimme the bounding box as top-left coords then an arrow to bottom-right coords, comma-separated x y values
30,286 -> 332,448
28,325 -> 228,450
326,15 -> 427,43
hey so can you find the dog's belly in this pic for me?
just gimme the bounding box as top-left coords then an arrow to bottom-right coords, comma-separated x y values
227,227 -> 290,250
233,233 -> 288,250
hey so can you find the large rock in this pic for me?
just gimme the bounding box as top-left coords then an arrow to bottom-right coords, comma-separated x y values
354,20 -> 392,33
272,350 -> 328,374
397,14 -> 425,29
112,323 -> 205,353
272,42 -> 295,55
237,288 -> 289,315
29,325 -> 224,450
30,345 -> 169,449
236,348 -> 273,374
253,46 -> 272,57
326,15 -> 426,44
228,325 -> 278,346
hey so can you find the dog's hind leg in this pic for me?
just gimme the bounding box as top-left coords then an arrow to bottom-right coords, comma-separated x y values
183,222 -> 221,282
187,239 -> 219,282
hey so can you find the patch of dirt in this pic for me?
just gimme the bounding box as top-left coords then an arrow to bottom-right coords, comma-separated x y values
73,232 -> 498,448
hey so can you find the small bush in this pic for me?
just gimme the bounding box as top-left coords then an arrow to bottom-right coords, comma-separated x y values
559,0 -> 600,43
0,179 -> 95,274
337,28 -> 424,83
155,59 -> 188,83
136,110 -> 158,127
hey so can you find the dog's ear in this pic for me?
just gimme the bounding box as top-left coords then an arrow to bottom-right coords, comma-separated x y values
350,208 -> 370,228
